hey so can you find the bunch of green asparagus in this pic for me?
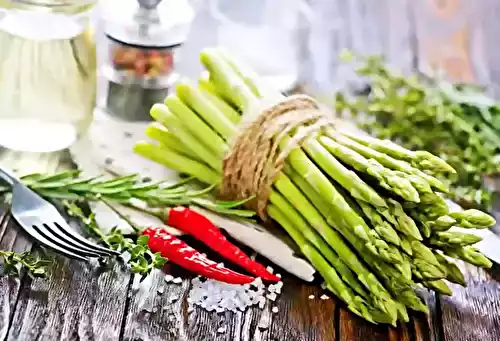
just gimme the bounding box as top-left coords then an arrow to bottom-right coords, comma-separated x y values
134,48 -> 495,325
335,52 -> 500,209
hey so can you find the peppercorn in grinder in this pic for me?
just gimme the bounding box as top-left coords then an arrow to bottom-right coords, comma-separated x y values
100,0 -> 194,121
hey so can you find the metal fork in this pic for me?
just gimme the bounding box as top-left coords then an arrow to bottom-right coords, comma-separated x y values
0,167 -> 118,261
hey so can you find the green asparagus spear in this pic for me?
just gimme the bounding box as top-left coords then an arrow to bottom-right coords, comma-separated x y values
422,280 -> 453,295
448,209 -> 496,228
429,231 -> 483,247
442,246 -> 493,268
433,251 -> 466,286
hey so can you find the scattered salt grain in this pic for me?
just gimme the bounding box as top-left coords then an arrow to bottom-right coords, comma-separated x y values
308,295 -> 315,300
157,286 -> 165,295
276,273 -> 282,279
320,294 -> 329,300
217,326 -> 227,334
173,277 -> 183,284
272,306 -> 279,314
216,262 -> 224,269
320,282 -> 327,290
164,274 -> 174,283
266,293 -> 277,301
266,266 -> 274,274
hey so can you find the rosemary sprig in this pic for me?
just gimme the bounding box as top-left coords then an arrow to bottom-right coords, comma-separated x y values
0,171 -> 254,218
0,250 -> 51,278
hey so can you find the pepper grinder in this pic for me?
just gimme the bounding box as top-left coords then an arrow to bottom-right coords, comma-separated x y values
100,0 -> 194,121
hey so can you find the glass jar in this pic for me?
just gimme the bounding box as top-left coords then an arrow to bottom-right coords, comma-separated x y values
0,0 -> 97,153
100,0 -> 193,121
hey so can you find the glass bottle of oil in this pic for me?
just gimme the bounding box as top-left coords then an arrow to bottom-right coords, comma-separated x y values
0,0 -> 97,153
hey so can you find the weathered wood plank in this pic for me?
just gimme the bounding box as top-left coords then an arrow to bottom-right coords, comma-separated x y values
5,218 -> 130,341
122,268 -> 190,341
267,279 -> 336,341
438,262 -> 500,341
0,209 -> 28,341
412,290 -> 441,341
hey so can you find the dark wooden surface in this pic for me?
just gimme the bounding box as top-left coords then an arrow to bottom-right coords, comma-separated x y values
3,0 -> 500,340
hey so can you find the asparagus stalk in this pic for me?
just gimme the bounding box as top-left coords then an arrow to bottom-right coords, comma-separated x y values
422,280 -> 453,296
200,90 -> 241,124
144,123 -> 202,161
442,246 -> 493,268
163,96 -> 227,157
319,136 -> 420,202
433,251 -> 466,286
133,142 -> 220,185
302,139 -> 388,207
176,82 -> 237,139
428,215 -> 457,232
429,231 -> 483,247
448,209 -> 496,228
356,200 -> 401,246
340,131 -> 456,175
149,105 -> 222,171
381,199 -> 422,240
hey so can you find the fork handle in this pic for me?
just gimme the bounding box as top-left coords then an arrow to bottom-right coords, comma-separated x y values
0,166 -> 19,186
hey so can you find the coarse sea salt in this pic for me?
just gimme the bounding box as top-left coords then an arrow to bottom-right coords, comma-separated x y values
320,294 -> 330,300
187,276 -> 283,314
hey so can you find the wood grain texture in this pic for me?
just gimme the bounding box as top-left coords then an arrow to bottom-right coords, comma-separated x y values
0,209 -> 32,341
438,262 -> 500,341
4,219 -> 130,341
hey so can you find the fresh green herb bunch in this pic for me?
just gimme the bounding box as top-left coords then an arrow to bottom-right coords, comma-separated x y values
336,51 -> 500,209
0,250 -> 51,278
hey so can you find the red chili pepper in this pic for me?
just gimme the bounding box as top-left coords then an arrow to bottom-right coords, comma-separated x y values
167,207 -> 280,282
143,227 -> 254,285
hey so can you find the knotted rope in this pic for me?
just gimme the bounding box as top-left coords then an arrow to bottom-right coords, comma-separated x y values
220,94 -> 335,218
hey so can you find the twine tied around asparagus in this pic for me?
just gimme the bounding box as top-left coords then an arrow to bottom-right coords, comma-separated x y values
220,94 -> 335,218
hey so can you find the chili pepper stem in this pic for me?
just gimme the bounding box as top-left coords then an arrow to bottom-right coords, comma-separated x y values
123,201 -> 170,222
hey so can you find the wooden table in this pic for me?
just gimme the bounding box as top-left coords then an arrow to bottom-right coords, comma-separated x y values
2,0 -> 500,340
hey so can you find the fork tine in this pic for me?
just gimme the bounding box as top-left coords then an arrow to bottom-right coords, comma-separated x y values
14,221 -> 89,262
38,223 -> 104,258
52,220 -> 120,256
